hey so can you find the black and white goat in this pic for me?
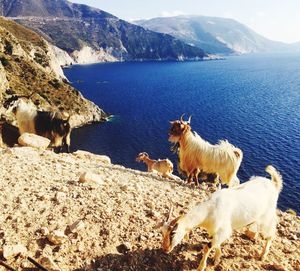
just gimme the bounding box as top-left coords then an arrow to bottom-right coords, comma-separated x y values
6,96 -> 71,152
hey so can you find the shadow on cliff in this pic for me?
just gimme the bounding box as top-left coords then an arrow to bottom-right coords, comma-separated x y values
73,245 -> 207,271
1,122 -> 19,147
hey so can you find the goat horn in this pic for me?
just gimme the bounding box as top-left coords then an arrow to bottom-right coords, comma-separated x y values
166,205 -> 173,222
180,113 -> 185,122
187,115 -> 192,124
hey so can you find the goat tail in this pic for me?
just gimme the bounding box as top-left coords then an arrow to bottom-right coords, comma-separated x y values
265,165 -> 283,192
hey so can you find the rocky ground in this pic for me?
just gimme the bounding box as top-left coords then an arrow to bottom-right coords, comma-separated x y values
0,146 -> 299,271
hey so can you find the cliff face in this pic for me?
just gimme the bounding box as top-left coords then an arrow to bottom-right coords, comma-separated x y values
0,146 -> 299,270
1,0 -> 207,63
0,17 -> 106,128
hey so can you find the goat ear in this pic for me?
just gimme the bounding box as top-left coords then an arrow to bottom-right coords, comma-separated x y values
166,205 -> 173,222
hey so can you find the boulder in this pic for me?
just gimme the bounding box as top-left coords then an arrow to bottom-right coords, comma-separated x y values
73,150 -> 111,164
79,172 -> 104,185
18,133 -> 50,149
2,244 -> 27,259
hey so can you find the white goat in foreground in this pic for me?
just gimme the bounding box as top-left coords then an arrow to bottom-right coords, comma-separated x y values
136,152 -> 179,180
158,165 -> 282,271
169,115 -> 243,186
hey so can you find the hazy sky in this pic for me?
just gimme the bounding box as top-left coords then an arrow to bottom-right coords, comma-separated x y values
70,0 -> 300,43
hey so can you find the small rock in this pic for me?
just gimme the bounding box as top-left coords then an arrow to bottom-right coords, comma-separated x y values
145,209 -> 156,217
55,192 -> 66,203
289,234 -> 298,241
244,229 -> 257,240
68,220 -> 85,233
241,262 -> 251,268
138,235 -> 147,241
79,172 -> 104,185
47,230 -> 68,245
3,244 -> 27,259
40,256 -> 62,271
262,264 -> 287,271
40,227 -> 50,235
116,242 -> 132,254
76,243 -> 84,252
18,133 -> 50,149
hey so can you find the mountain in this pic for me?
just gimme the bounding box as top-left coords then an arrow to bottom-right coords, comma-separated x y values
287,41 -> 300,52
0,17 -> 106,128
136,16 -> 234,55
0,0 -> 206,63
135,15 -> 291,55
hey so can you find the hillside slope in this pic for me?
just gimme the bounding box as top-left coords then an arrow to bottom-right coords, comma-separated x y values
136,16 -> 290,55
0,146 -> 299,270
0,17 -> 106,127
1,0 -> 207,63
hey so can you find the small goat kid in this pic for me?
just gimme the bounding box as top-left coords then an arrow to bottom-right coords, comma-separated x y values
169,115 -> 242,186
13,98 -> 71,152
136,152 -> 178,180
158,165 -> 282,271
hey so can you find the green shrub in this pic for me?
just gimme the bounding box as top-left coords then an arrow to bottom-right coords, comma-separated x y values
286,209 -> 297,216
0,56 -> 9,67
48,79 -> 61,89
34,52 -> 48,67
4,40 -> 13,55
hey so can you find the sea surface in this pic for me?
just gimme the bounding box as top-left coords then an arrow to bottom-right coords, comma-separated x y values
64,53 -> 300,213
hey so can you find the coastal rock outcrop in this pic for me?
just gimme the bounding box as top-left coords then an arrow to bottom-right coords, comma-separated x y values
0,17 -> 107,128
72,46 -> 118,64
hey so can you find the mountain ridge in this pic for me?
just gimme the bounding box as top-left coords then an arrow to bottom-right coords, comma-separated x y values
135,15 -> 298,55
1,0 -> 207,63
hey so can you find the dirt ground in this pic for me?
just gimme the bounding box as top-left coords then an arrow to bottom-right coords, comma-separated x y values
0,146 -> 299,271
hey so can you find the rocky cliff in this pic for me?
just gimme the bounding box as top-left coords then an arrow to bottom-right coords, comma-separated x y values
0,146 -> 299,271
1,0 -> 207,63
0,17 -> 106,128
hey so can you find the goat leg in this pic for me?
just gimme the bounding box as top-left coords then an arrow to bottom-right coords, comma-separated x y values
197,243 -> 212,271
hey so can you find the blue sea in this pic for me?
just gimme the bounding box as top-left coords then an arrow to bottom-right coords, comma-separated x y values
64,53 -> 300,213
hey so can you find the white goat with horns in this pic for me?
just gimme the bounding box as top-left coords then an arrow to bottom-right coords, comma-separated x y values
157,165 -> 282,271
169,114 -> 243,186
